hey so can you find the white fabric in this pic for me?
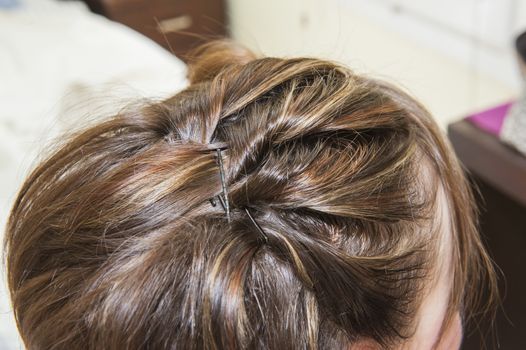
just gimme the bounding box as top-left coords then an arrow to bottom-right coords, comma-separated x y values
0,1 -> 188,348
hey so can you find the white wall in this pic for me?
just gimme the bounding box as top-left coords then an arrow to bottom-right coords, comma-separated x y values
228,0 -> 522,128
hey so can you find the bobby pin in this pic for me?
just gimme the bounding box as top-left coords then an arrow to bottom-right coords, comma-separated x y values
243,207 -> 269,243
210,147 -> 269,243
216,148 -> 231,223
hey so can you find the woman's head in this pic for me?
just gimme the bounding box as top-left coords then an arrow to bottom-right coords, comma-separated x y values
4,40 -> 496,349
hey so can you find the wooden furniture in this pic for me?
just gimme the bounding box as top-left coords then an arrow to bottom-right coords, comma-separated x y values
449,119 -> 526,206
83,0 -> 228,61
448,119 -> 526,350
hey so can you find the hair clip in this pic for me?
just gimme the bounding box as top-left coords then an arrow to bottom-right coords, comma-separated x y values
243,207 -> 269,243
212,147 -> 269,243
216,148 -> 231,223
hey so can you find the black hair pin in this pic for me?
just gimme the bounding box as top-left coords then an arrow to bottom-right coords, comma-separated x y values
243,207 -> 269,243
211,147 -> 269,243
216,148 -> 231,223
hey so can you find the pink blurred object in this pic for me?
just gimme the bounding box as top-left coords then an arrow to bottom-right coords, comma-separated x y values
465,101 -> 514,136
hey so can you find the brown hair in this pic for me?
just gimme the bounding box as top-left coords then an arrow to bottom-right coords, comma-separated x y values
4,40 -> 496,349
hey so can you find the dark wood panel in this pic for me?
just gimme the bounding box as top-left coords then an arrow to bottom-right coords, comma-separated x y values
83,0 -> 228,61
448,120 -> 526,206
448,120 -> 526,350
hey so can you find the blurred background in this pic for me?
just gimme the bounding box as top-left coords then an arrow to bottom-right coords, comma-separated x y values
1,0 -> 525,349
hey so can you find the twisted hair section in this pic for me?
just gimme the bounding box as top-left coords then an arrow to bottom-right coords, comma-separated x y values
4,40 -> 496,349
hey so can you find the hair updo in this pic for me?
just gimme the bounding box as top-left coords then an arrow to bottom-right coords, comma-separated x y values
4,40 -> 496,349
